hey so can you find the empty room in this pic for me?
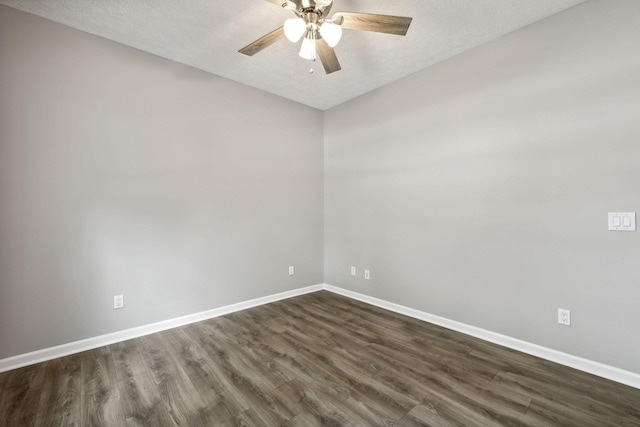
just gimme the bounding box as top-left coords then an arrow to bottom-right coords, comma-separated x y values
1,0 -> 639,425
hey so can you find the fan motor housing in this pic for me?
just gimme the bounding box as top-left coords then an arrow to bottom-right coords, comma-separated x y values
289,0 -> 332,15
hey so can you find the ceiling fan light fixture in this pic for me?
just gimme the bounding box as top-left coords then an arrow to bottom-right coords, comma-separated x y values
299,31 -> 317,60
239,1 -> 413,75
319,22 -> 342,47
284,17 -> 306,42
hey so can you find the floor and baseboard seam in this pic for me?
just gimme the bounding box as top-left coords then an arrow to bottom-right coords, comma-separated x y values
1,283 -> 638,391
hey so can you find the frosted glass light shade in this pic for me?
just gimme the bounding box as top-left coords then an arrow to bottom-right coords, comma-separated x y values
299,33 -> 317,60
319,22 -> 342,47
284,18 -> 306,42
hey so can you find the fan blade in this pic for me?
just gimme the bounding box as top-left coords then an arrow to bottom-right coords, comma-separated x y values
264,0 -> 285,7
239,27 -> 285,56
316,37 -> 341,74
335,12 -> 412,36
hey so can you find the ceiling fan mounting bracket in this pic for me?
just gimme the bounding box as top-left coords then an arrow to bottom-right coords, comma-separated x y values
284,0 -> 332,16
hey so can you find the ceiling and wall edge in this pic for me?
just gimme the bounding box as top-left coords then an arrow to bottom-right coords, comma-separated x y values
0,0 -> 588,110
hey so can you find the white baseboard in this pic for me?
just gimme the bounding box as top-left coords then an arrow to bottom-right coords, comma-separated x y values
0,284 -> 323,373
2,283 -> 639,390
323,284 -> 640,390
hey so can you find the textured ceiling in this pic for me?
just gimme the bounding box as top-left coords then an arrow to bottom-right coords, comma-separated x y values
0,0 -> 586,110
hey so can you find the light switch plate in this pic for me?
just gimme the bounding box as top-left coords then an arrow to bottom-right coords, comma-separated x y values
608,212 -> 636,231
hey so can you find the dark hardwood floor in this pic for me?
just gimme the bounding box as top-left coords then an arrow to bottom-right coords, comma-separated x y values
1,290 -> 639,426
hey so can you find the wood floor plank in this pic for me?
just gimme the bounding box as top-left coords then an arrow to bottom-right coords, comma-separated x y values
493,370 -> 640,424
278,378 -> 354,426
2,290 -> 639,426
371,362 -> 533,426
34,355 -> 82,427
170,328 -> 251,422
110,339 -> 167,426
276,333 -> 419,421
79,347 -> 125,426
0,364 -> 45,426
280,369 -> 392,426
401,403 -> 461,427
182,325 -> 302,422
140,333 -> 222,426
523,397 -> 608,427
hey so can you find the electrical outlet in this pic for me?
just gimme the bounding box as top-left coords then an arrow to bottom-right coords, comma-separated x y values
558,308 -> 571,326
114,294 -> 124,309
351,266 -> 356,276
289,266 -> 295,276
364,270 -> 370,280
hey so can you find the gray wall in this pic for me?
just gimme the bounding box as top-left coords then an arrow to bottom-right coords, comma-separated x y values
0,6 -> 324,359
325,0 -> 640,374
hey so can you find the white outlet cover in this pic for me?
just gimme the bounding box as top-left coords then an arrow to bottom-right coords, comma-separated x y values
558,308 -> 571,326
288,266 -> 295,276
364,270 -> 370,280
351,266 -> 356,276
114,294 -> 124,309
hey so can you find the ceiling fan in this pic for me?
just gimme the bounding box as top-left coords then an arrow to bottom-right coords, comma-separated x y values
239,0 -> 413,74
